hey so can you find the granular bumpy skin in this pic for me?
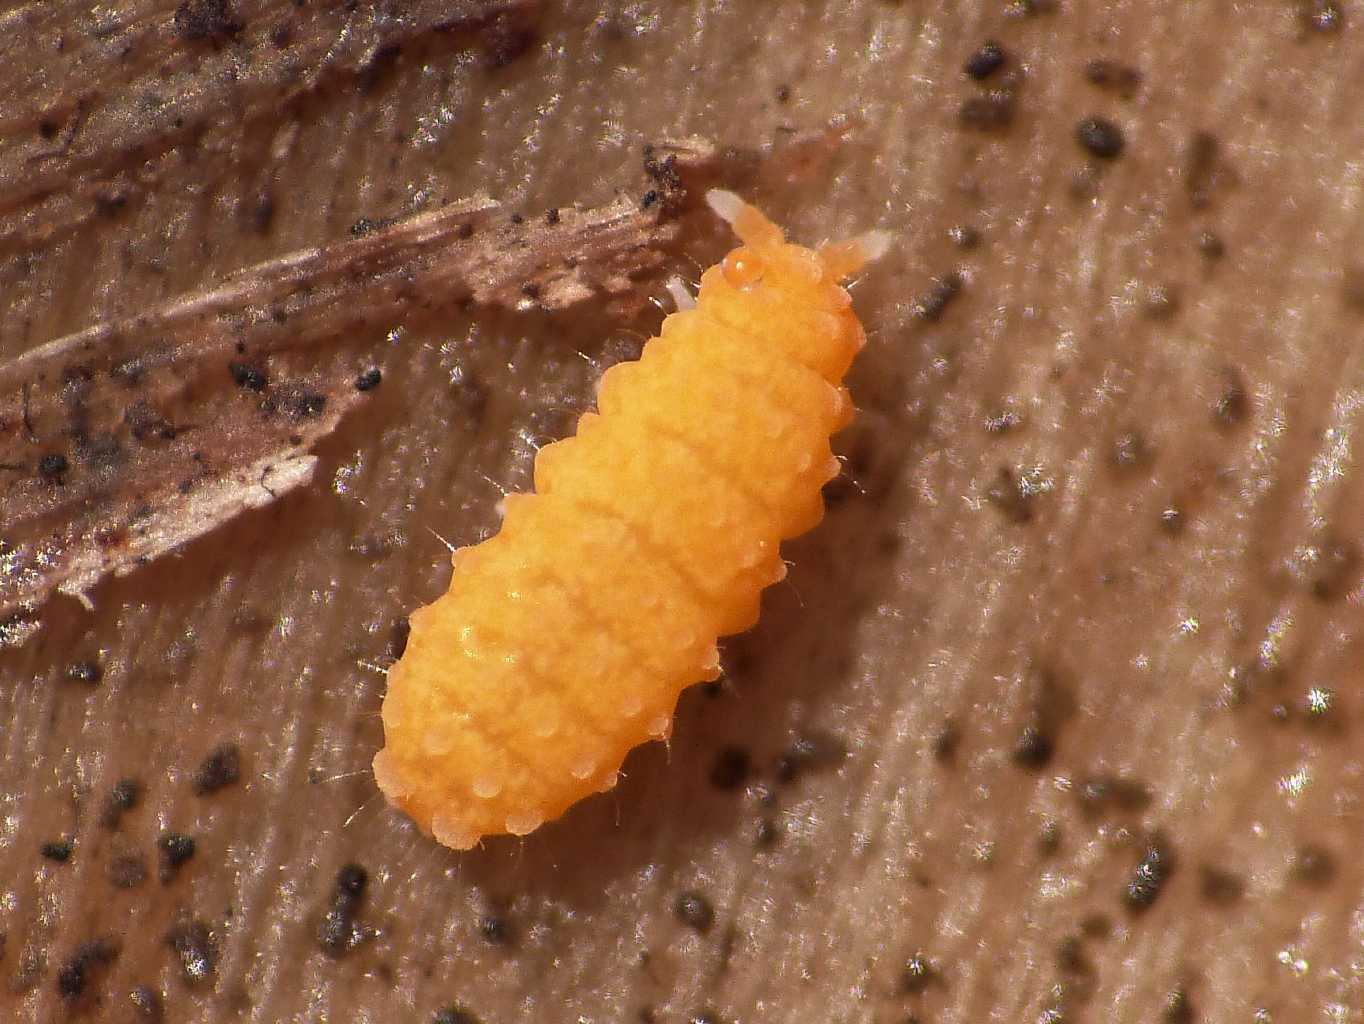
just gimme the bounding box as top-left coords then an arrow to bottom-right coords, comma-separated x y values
373,192 -> 887,850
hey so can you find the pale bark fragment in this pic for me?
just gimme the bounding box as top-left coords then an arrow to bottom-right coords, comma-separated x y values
0,187 -> 683,639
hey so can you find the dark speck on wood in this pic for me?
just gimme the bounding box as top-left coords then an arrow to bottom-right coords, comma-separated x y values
1076,117 -> 1125,159
963,41 -> 1007,80
192,744 -> 241,795
1125,838 -> 1175,911
674,891 -> 715,933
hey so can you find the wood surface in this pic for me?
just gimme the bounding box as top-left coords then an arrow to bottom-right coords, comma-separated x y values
2,2 -> 1363,1021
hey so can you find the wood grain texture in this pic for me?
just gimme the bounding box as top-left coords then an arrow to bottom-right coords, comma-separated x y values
3,2 -> 1364,1021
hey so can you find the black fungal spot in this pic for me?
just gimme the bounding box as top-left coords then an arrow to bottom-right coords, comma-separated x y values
912,271 -> 964,322
192,743 -> 241,795
479,914 -> 514,946
1125,837 -> 1176,911
774,731 -> 846,783
433,1008 -> 481,1024
545,207 -> 561,225
38,118 -> 59,140
65,660 -> 104,685
318,863 -> 370,957
130,985 -> 165,1020
56,938 -> 118,999
165,919 -> 217,984
1198,864 -> 1245,905
38,452 -> 69,483
228,362 -> 268,391
1011,725 -> 1055,769
100,777 -> 143,829
963,40 -> 1007,80
674,891 -> 715,933
932,719 -> 961,761
709,746 -> 751,790
174,0 -> 243,40
642,144 -> 686,214
1292,844 -> 1336,887
1084,58 -> 1142,97
108,852 -> 148,889
901,951 -> 939,994
1075,117 -> 1125,159
40,839 -> 73,862
158,832 -> 196,880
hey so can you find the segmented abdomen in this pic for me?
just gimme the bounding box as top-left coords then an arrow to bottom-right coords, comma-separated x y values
374,199 -> 871,850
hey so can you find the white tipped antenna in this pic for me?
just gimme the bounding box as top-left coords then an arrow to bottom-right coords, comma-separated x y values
705,188 -> 746,227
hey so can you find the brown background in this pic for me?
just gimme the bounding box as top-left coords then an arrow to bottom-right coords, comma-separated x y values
4,1 -> 1364,1021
